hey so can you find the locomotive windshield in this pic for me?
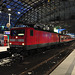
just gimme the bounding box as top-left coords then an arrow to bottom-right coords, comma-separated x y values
11,29 -> 25,36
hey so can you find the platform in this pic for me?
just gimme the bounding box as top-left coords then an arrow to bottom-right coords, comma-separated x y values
0,46 -> 9,52
50,49 -> 75,75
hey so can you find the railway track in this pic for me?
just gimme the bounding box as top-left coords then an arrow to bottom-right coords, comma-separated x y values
0,53 -> 23,66
0,41 -> 75,75
0,42 -> 71,66
19,43 -> 74,75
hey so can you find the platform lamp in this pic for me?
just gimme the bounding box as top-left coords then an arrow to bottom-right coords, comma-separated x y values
7,8 -> 11,29
0,11 -> 2,13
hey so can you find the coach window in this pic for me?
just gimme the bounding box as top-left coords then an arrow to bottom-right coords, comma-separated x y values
30,30 -> 33,36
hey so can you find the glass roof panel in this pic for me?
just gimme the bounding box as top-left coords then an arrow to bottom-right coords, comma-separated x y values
0,0 -> 74,33
0,0 -> 33,30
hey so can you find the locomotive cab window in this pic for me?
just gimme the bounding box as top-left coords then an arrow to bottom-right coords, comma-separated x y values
11,29 -> 25,36
30,30 -> 33,36
18,29 -> 25,36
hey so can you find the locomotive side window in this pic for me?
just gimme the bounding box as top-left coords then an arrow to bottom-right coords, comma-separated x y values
11,29 -> 25,36
30,30 -> 33,36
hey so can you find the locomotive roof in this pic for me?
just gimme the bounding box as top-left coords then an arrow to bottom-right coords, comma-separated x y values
10,27 -> 59,34
10,27 -> 72,36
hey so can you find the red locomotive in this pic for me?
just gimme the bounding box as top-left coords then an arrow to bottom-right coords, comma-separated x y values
8,27 -> 73,53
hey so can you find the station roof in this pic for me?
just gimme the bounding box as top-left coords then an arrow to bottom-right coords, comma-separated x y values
0,0 -> 75,33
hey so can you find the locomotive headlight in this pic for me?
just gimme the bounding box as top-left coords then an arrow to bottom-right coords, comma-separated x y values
10,43 -> 12,45
22,43 -> 24,45
16,36 -> 18,39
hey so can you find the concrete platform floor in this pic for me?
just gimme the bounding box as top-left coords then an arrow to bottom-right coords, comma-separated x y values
50,49 -> 75,75
0,46 -> 9,52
